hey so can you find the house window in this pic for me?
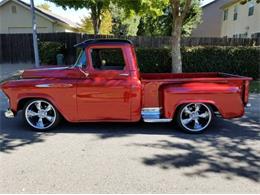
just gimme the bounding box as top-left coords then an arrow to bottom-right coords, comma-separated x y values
248,0 -> 254,16
11,5 -> 17,14
223,9 -> 228,20
233,5 -> 238,20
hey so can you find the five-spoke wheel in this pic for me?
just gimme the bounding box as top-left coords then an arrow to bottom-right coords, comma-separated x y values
23,99 -> 60,131
176,103 -> 213,133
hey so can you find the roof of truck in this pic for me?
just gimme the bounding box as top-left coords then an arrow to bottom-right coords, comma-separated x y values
74,39 -> 133,48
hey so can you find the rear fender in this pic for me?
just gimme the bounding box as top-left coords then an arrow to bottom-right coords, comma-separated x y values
163,83 -> 244,119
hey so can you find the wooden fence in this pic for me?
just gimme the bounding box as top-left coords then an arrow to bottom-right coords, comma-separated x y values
0,33 -> 259,64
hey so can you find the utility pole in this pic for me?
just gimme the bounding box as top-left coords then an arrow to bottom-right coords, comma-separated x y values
30,0 -> 40,68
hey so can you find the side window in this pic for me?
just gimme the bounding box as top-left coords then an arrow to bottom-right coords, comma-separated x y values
91,48 -> 126,70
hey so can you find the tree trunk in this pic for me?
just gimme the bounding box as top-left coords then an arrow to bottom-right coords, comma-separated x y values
171,17 -> 182,73
91,15 -> 99,35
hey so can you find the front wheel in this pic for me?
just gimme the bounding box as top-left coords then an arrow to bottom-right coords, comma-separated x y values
23,99 -> 61,131
176,103 -> 213,133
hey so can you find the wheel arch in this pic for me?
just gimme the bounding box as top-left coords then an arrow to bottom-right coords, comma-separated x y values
171,100 -> 223,119
17,96 -> 66,120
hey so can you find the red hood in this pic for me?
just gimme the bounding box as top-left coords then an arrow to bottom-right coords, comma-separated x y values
21,66 -> 83,79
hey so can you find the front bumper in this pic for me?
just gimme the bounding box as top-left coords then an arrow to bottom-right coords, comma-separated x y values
4,109 -> 15,118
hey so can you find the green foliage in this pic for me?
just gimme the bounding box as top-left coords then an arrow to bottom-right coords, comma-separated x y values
39,42 -> 64,65
48,0 -> 111,34
136,47 -> 260,79
250,81 -> 260,93
78,10 -> 112,34
137,1 -> 201,36
110,3 -> 140,36
48,0 -> 110,10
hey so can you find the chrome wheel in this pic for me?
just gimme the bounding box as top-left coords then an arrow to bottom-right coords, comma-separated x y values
25,100 -> 56,130
179,103 -> 212,132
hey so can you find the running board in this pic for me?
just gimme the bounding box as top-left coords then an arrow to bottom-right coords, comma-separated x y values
143,119 -> 172,123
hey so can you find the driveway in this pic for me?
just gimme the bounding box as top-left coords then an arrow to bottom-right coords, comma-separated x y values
0,64 -> 260,193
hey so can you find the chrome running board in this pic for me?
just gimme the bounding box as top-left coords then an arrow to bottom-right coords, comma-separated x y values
144,118 -> 172,123
141,107 -> 161,119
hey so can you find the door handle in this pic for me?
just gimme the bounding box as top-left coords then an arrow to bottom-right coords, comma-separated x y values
119,73 -> 129,77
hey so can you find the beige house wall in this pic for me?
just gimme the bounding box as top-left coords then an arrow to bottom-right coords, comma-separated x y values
221,2 -> 260,37
0,1 -> 70,33
191,0 -> 229,37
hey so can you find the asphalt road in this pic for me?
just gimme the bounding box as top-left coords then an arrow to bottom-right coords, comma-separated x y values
0,65 -> 259,193
0,91 -> 259,193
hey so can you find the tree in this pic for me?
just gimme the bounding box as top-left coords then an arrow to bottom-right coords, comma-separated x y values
137,2 -> 201,37
78,10 -> 112,34
48,0 -> 110,35
118,0 -> 198,73
37,3 -> 51,11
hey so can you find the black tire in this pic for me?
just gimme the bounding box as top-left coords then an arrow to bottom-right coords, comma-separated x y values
22,99 -> 61,131
176,103 -> 214,134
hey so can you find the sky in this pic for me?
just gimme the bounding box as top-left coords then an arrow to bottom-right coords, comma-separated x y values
2,0 -> 215,24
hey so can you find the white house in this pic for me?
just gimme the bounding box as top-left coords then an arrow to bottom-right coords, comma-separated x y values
220,0 -> 260,38
0,0 -> 78,34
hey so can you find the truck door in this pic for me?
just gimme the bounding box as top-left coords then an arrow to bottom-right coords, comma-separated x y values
77,46 -> 132,121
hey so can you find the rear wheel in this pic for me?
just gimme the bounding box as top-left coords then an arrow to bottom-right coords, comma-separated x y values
176,103 -> 213,133
23,99 -> 60,131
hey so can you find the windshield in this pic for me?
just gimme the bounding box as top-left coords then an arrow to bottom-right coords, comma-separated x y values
74,50 -> 86,68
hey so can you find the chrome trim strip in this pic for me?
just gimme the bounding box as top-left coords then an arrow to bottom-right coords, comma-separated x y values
35,84 -> 51,88
142,107 -> 161,112
35,84 -> 73,88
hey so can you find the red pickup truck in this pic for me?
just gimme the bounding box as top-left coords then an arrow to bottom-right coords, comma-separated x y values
1,39 -> 252,133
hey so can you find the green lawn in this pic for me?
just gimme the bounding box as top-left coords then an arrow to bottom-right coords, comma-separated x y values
250,81 -> 260,93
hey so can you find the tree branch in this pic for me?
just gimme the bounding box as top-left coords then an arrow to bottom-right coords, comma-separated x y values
182,0 -> 192,20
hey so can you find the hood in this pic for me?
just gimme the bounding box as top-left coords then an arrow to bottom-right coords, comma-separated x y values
0,70 -> 24,85
21,66 -> 81,79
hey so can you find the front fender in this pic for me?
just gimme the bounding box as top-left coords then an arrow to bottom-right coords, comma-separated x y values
2,79 -> 77,122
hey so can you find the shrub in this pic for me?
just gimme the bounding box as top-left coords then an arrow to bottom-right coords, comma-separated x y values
39,42 -> 65,65
136,46 -> 260,79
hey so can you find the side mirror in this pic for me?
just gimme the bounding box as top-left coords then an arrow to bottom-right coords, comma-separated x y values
78,67 -> 90,78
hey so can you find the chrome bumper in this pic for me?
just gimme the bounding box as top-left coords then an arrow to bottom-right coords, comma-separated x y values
4,109 -> 15,118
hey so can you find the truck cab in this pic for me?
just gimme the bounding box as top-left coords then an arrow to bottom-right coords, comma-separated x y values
74,39 -> 142,122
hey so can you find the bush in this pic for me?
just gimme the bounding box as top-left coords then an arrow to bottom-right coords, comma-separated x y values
136,46 -> 260,79
39,42 -> 65,65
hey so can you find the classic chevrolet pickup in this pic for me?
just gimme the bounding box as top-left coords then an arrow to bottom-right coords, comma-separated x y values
1,39 -> 252,133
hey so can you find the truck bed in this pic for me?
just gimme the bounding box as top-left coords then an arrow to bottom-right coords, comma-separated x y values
141,72 -> 251,82
140,72 -> 252,108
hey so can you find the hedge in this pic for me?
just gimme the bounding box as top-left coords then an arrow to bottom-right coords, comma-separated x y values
136,46 -> 260,79
39,42 -> 65,64
39,43 -> 260,79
